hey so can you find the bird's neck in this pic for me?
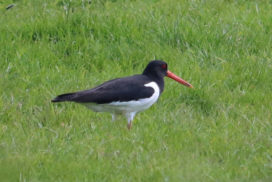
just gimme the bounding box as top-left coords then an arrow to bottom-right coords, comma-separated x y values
144,74 -> 164,94
156,78 -> 164,94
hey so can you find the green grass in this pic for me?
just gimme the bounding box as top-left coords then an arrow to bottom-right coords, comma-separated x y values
1,0 -> 272,181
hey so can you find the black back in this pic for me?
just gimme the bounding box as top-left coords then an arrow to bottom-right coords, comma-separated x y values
52,60 -> 168,104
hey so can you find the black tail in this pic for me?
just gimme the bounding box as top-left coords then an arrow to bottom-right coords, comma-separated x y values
51,93 -> 76,103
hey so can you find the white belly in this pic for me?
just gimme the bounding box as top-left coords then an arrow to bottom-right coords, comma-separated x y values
82,82 -> 160,114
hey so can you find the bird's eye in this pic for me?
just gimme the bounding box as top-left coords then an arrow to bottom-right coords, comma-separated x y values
161,64 -> 167,69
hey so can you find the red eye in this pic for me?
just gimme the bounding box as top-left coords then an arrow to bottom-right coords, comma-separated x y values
161,64 -> 167,69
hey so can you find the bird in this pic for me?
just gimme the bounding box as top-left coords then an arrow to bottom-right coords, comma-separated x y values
52,60 -> 193,129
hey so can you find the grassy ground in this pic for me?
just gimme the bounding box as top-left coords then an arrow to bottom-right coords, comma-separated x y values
1,0 -> 272,181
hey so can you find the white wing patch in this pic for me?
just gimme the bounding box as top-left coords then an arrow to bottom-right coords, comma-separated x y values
141,82 -> 160,109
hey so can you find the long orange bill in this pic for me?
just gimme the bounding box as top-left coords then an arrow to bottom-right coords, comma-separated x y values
166,70 -> 193,88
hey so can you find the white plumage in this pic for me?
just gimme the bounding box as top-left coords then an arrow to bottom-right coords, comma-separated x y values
83,82 -> 160,127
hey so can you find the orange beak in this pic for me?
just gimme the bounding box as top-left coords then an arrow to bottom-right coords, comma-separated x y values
166,70 -> 193,88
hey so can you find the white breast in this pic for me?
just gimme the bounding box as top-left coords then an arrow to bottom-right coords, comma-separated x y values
83,82 -> 160,114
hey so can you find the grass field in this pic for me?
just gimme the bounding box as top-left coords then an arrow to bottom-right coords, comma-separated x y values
1,0 -> 272,181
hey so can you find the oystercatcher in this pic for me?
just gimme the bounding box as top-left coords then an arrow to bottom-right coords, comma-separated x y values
52,60 -> 193,129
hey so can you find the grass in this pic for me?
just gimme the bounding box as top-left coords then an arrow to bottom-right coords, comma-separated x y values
1,0 -> 272,181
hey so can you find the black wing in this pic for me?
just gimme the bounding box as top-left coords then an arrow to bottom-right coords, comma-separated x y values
52,75 -> 155,104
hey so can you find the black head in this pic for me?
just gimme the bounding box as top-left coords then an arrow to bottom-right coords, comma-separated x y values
142,60 -> 168,79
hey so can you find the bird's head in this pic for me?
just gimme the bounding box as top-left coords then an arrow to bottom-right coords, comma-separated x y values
143,60 -> 193,88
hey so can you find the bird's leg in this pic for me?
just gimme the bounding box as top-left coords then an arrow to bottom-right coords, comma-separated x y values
111,114 -> 116,122
127,121 -> 132,130
126,112 -> 136,130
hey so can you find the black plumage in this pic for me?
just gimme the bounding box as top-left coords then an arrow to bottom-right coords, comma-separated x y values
52,60 -> 167,104
52,75 -> 155,104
